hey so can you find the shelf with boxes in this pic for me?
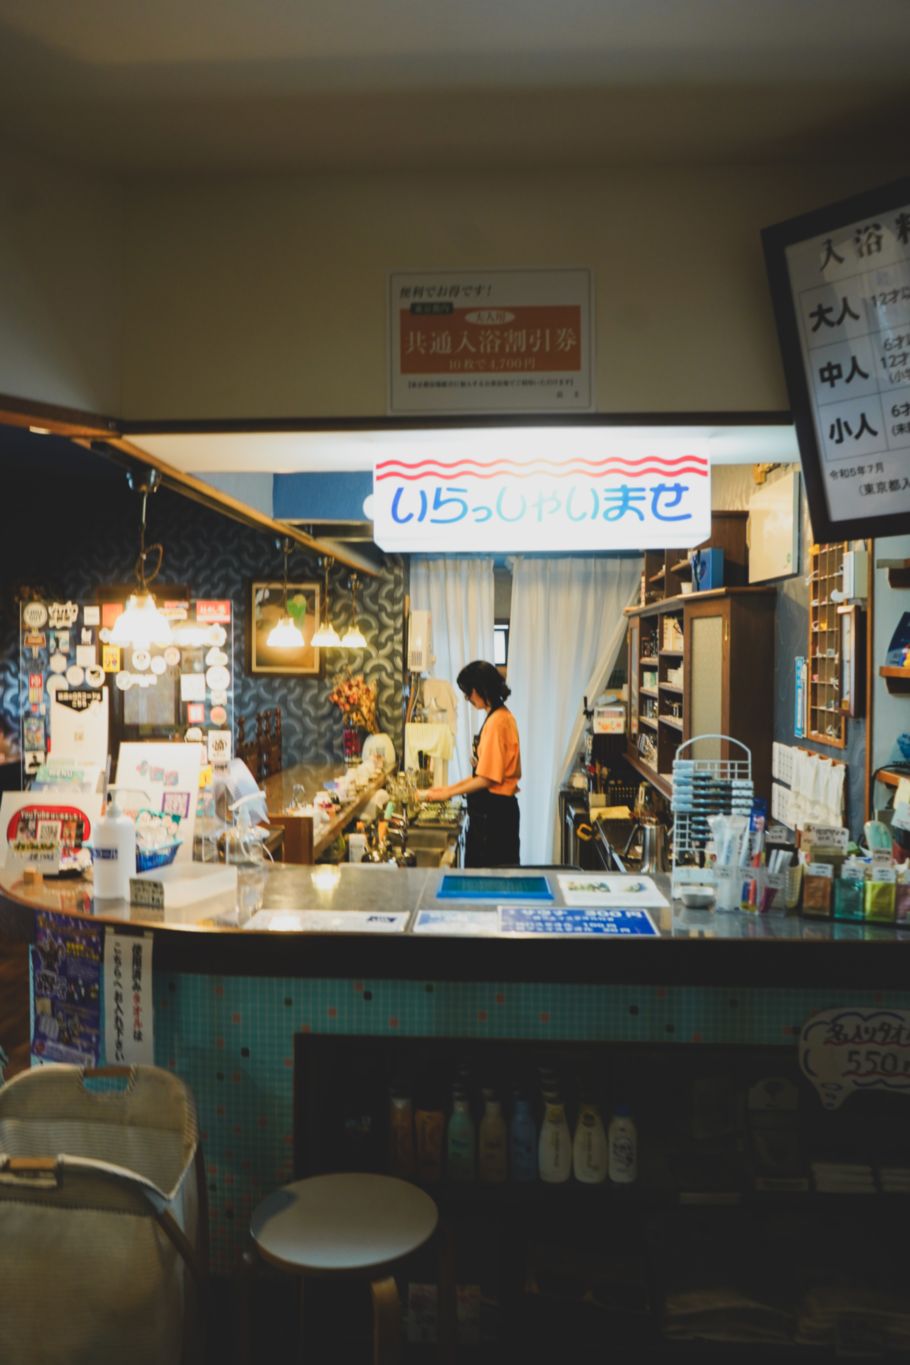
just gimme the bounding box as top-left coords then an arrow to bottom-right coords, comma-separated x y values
638,511 -> 748,607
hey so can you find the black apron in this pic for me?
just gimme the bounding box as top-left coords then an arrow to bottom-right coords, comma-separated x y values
465,709 -> 520,867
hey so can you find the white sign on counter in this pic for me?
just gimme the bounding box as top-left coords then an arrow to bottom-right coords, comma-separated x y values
243,910 -> 408,933
414,909 -> 501,936
557,873 -> 669,909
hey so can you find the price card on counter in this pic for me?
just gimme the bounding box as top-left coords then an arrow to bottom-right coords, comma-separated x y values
800,1007 -> 910,1109
499,905 -> 659,937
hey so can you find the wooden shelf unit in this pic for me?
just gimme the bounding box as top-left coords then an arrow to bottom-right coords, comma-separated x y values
637,511 -> 749,607
626,587 -> 776,801
807,542 -> 848,748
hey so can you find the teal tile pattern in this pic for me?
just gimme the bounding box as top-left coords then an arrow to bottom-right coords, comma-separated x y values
153,973 -> 910,1272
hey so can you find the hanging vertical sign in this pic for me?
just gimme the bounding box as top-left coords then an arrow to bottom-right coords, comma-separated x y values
103,930 -> 154,1065
372,447 -> 710,553
389,269 -> 593,414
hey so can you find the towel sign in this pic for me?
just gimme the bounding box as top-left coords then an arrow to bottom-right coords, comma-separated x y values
800,1007 -> 910,1109
372,450 -> 710,553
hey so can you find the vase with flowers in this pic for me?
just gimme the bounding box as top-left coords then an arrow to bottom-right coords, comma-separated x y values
328,672 -> 379,765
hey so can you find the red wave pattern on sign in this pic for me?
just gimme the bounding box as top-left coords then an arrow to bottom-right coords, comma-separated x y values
375,455 -> 709,482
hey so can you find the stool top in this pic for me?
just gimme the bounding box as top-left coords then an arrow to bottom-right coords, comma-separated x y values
250,1173 -> 438,1277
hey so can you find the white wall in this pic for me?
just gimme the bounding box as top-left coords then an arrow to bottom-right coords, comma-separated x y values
120,162 -> 902,422
0,140 -> 123,416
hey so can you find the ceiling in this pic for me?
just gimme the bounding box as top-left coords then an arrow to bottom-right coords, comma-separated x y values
0,0 -> 908,173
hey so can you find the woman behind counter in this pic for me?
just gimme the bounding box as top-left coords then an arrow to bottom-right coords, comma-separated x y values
419,660 -> 521,867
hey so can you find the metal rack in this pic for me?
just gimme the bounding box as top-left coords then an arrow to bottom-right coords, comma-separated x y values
671,734 -> 753,896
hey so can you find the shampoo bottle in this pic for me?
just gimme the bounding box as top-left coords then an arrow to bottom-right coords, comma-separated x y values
538,1092 -> 572,1183
446,1091 -> 476,1181
92,787 -> 136,900
415,1099 -> 445,1183
478,1088 -> 508,1184
572,1100 -> 608,1183
509,1096 -> 537,1182
608,1104 -> 637,1184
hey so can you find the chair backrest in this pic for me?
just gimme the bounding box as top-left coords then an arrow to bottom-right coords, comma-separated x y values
257,707 -> 283,779
237,715 -> 262,779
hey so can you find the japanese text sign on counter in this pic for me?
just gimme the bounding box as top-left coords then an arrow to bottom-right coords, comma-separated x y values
389,269 -> 593,414
372,447 -> 710,553
800,1007 -> 910,1110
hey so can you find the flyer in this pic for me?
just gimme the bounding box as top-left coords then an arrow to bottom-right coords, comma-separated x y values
30,913 -> 102,1066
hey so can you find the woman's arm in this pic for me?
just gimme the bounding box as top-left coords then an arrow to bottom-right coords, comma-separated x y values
419,774 -> 493,803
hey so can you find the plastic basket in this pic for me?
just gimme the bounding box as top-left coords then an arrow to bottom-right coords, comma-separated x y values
135,841 -> 181,873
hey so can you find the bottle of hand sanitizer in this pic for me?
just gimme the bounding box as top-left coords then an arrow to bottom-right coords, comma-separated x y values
538,1090 -> 572,1183
573,1100 -> 607,1183
92,787 -> 136,900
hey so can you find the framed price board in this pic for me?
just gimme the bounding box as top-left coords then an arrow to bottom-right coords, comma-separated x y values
762,177 -> 910,542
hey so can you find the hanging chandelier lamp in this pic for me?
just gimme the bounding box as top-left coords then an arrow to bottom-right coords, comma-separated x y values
109,471 -> 173,649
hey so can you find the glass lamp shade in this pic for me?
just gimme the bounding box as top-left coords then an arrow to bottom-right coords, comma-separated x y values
108,592 -> 173,648
311,620 -> 341,648
340,624 -> 367,648
266,615 -> 304,648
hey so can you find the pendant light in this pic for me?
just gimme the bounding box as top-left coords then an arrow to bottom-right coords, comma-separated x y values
311,555 -> 341,648
109,471 -> 173,649
340,573 -> 367,649
266,538 -> 304,648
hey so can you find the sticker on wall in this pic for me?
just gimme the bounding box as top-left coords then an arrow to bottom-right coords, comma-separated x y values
47,602 -> 79,630
207,624 -> 227,647
45,675 -> 66,696
210,690 -> 228,706
185,703 -> 205,724
115,671 -> 134,691
102,645 -> 121,673
23,716 -> 45,751
53,631 -> 71,655
131,650 -> 151,672
76,644 -> 95,667
207,730 -> 232,765
196,600 -> 232,624
22,602 -> 48,629
49,653 -> 67,675
80,628 -> 93,645
205,665 -> 230,693
209,705 -> 228,726
163,646 -> 181,667
83,605 -> 100,626
137,674 -> 154,688
85,665 -> 105,687
150,656 -> 167,676
185,726 -> 204,743
23,632 -> 46,657
205,647 -> 228,667
65,665 -> 85,687
24,751 -> 44,776
28,674 -> 43,704
180,673 -> 206,702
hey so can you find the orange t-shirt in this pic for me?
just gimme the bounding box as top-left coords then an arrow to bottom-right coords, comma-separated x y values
474,706 -> 521,796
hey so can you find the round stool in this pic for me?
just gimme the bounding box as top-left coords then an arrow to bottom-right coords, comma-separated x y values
250,1173 -> 439,1364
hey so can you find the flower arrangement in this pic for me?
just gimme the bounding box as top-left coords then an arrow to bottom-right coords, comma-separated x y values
328,671 -> 379,733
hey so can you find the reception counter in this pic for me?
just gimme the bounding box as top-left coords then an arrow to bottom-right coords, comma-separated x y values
3,863 -> 909,1275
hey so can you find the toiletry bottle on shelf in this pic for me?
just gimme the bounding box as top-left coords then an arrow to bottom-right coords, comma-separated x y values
608,1104 -> 637,1185
92,787 -> 136,900
446,1090 -> 476,1181
478,1088 -> 508,1184
415,1097 -> 445,1184
509,1095 -> 537,1182
573,1099 -> 607,1183
388,1089 -> 416,1178
538,1091 -> 572,1183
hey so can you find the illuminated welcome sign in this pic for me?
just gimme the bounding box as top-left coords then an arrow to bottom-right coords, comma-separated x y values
371,451 -> 711,553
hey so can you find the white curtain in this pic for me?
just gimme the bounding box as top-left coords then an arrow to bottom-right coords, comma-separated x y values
409,557 -> 495,783
508,556 -> 642,864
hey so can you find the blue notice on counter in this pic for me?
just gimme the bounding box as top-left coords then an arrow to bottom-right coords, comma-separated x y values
499,905 -> 658,937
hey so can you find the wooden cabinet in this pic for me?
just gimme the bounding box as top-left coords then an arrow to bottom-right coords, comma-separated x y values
626,588 -> 776,800
640,511 -> 748,606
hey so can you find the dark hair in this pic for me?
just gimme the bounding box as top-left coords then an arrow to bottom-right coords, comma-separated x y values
457,660 -> 511,708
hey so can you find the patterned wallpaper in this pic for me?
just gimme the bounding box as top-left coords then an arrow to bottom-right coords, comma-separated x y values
0,440 -> 405,770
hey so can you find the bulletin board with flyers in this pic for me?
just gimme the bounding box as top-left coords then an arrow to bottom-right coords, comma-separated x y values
19,595 -> 235,779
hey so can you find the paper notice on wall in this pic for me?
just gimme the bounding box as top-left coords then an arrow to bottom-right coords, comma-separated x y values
104,930 -> 153,1065
50,687 -> 109,767
30,913 -> 102,1067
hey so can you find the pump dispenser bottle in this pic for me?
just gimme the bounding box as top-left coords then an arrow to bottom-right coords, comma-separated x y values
573,1100 -> 608,1183
92,787 -> 136,900
478,1088 -> 508,1183
608,1104 -> 638,1184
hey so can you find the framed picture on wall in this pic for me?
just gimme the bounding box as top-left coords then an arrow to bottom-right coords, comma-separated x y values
250,581 -> 320,675
762,176 -> 910,541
